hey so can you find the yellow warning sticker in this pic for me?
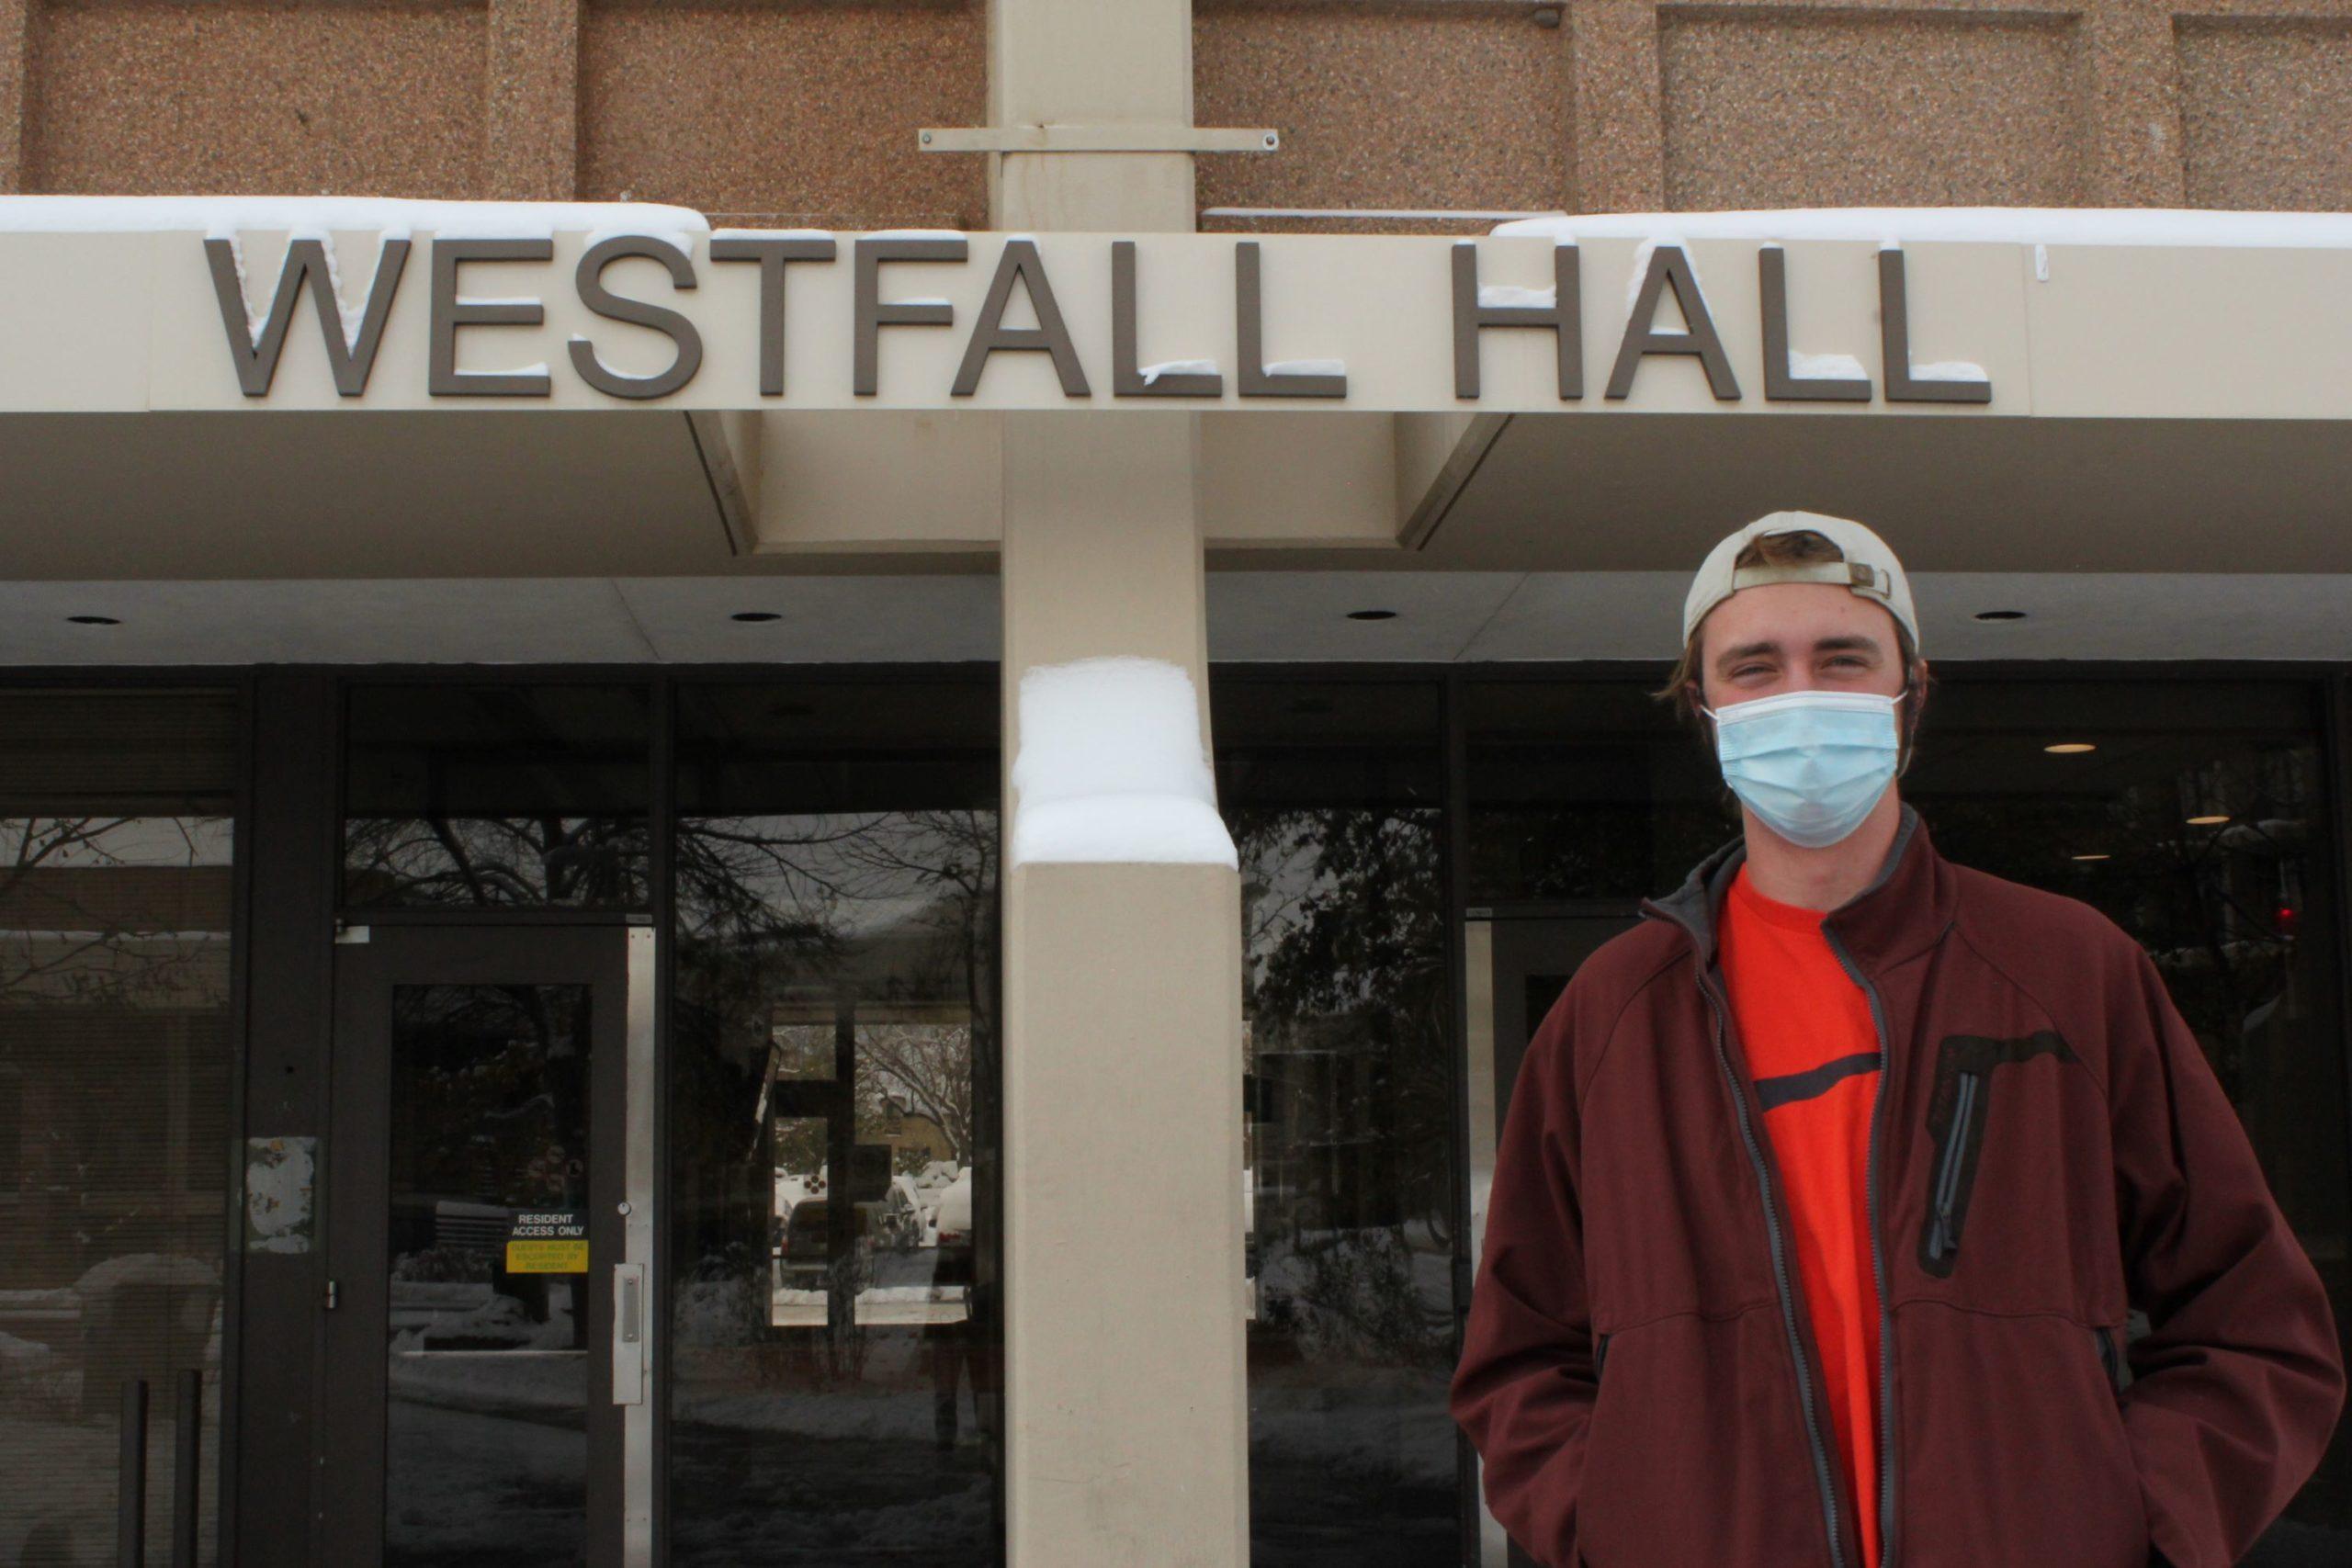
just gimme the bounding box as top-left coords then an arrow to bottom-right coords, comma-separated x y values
506,1237 -> 590,1274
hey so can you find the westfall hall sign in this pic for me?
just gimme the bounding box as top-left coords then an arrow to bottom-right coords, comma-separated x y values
1,201 -> 2348,419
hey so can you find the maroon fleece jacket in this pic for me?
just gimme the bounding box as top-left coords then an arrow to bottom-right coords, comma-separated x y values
1450,807 -> 2345,1568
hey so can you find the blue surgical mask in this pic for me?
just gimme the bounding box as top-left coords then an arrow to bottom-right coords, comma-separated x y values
1702,689 -> 1905,849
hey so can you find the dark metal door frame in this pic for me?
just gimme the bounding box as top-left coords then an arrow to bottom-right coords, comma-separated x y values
1460,907 -> 1641,1568
317,919 -> 647,1568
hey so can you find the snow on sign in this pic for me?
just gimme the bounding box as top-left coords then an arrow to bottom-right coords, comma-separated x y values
505,1210 -> 589,1274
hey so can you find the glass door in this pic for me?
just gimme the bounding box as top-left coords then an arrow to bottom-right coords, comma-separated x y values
321,923 -> 654,1568
1462,909 -> 1637,1568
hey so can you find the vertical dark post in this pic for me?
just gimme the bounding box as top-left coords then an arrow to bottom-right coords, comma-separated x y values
119,1377 -> 149,1567
174,1369 -> 203,1567
238,672 -> 337,1561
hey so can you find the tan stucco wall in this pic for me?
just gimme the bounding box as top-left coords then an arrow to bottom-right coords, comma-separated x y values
18,0 -> 490,198
4,0 -> 2348,219
1192,1 -> 1571,233
2176,17 -> 2352,209
577,0 -> 987,229
1656,10 -> 2086,209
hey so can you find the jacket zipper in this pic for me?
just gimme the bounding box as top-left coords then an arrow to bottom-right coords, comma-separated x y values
1695,969 -> 1851,1568
1925,1067 -> 1983,1262
1823,925 -> 1900,1568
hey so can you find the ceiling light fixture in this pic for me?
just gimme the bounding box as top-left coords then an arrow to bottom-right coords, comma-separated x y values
2186,814 -> 2229,826
1973,609 -> 2028,622
65,614 -> 119,626
2071,852 -> 2110,862
1347,609 -> 1397,621
731,611 -> 783,624
2043,741 -> 2097,754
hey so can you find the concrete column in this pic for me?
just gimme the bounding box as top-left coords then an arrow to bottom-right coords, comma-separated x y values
0,0 -> 31,194
998,415 -> 1249,1567
485,0 -> 581,201
988,2 -> 1250,1564
989,0 -> 1194,231
1566,0 -> 1667,213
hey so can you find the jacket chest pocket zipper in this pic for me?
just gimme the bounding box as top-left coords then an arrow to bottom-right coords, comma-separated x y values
1917,1031 -> 2077,1278
1923,1067 -> 1984,1266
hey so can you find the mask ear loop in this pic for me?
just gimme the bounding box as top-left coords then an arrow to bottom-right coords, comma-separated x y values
1894,671 -> 1922,779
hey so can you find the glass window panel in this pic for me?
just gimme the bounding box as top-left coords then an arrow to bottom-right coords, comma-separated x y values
1464,678 -> 1725,905
1209,677 -> 1455,1566
385,983 -> 593,1567
0,690 -> 236,1565
343,683 -> 652,908
669,680 -> 1001,1567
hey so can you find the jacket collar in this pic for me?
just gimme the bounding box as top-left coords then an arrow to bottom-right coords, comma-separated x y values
1642,802 -> 1956,976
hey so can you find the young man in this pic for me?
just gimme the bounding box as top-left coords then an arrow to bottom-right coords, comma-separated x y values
1449,512 -> 2346,1568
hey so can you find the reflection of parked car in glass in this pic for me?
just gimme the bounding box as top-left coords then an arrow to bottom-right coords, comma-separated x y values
775,1197 -> 889,1291
882,1178 -> 929,1249
932,1168 -> 973,1247
881,1162 -> 967,1248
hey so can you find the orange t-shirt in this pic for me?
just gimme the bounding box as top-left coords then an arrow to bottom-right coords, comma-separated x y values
1718,864 -> 1885,1568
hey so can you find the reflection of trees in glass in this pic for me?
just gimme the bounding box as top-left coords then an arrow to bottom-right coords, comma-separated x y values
769,1021 -> 974,1177
0,815 -> 233,1283
344,814 -> 650,908
771,1020 -> 973,1175
859,1022 -> 974,1166
390,986 -> 588,1213
0,817 -> 232,1009
673,809 -> 996,1378
1230,804 -> 1452,1371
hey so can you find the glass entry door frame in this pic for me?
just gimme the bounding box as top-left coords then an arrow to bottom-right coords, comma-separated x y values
320,920 -> 656,1568
1461,906 -> 1639,1568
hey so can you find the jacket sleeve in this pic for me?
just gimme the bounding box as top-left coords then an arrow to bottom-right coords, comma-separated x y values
1447,993 -> 1599,1568
2108,943 -> 2346,1568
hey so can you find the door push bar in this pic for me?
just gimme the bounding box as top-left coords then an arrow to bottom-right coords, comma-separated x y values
613,1262 -> 647,1405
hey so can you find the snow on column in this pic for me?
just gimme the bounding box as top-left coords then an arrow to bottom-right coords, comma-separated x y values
1008,655 -> 1238,869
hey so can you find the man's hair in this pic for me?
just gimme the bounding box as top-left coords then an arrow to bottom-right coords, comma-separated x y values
1657,527 -> 1930,770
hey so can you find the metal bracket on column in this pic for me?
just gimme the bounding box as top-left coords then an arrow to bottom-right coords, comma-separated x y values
920,124 -> 1281,153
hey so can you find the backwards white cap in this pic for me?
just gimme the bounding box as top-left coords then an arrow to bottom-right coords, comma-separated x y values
1682,510 -> 1919,653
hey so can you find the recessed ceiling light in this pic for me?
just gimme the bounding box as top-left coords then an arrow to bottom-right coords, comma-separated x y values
1973,609 -> 2028,623
2043,741 -> 2097,754
1347,609 -> 1397,622
2071,852 -> 2110,862
2186,814 -> 2229,826
731,611 -> 783,624
66,615 -> 119,626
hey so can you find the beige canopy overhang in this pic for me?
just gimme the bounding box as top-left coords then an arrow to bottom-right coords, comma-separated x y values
1,199 -> 2348,586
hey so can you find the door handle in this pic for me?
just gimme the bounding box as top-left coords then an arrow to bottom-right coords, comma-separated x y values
612,1263 -> 646,1405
